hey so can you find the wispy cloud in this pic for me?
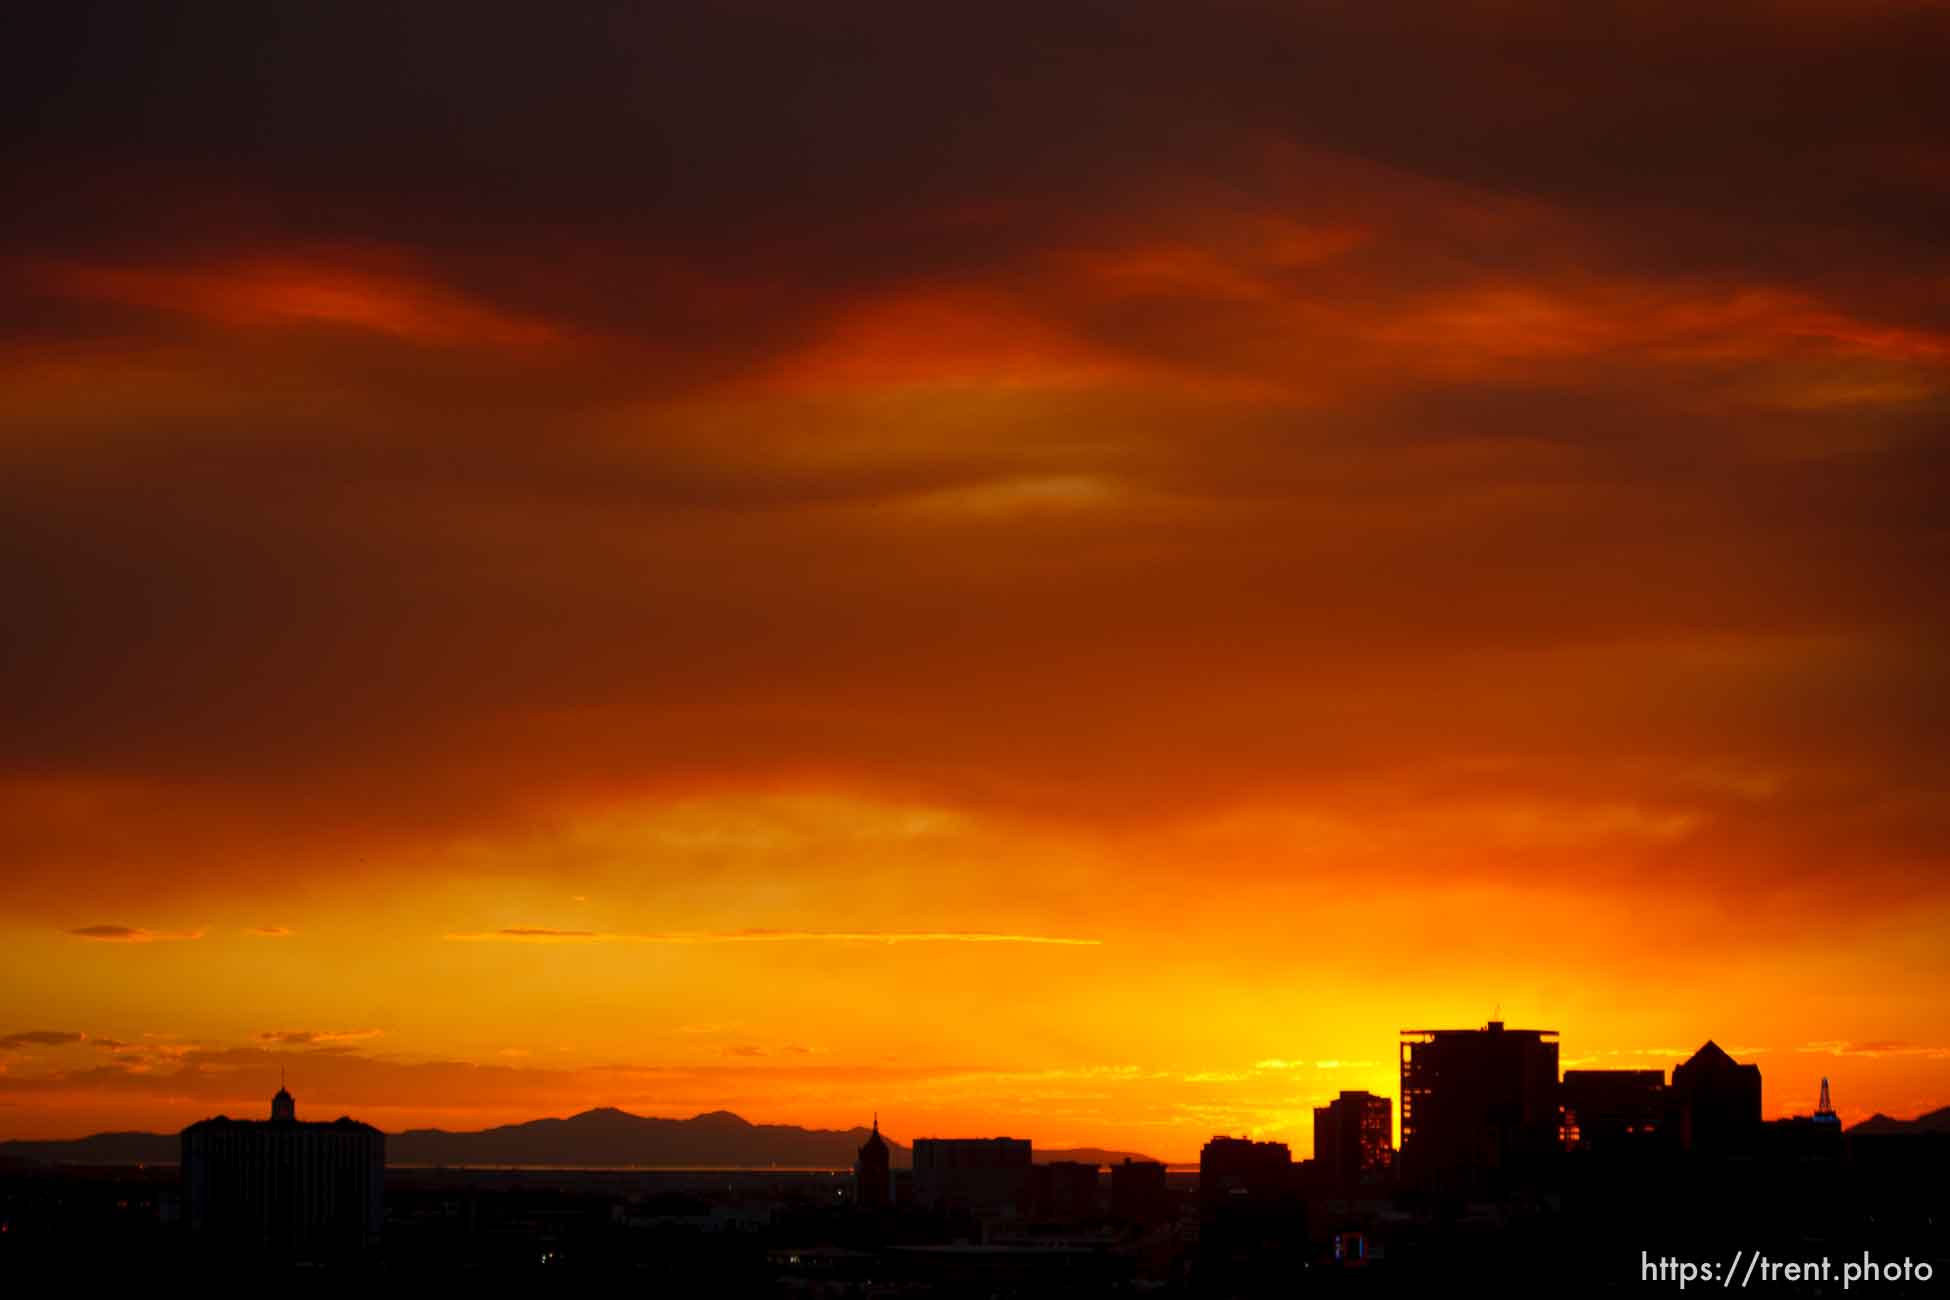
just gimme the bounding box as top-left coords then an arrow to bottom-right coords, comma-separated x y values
36,254 -> 566,353
1798,1040 -> 1950,1060
247,926 -> 294,937
0,1031 -> 85,1051
67,924 -> 202,942
1253,1059 -> 1305,1071
1601,1047 -> 1691,1059
446,928 -> 1101,946
258,1029 -> 385,1046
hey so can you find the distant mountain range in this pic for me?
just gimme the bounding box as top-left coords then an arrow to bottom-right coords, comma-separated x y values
9,1101 -> 1946,1168
392,1108 -> 892,1168
0,1130 -> 178,1166
1848,1105 -> 1950,1135
0,1107 -> 1161,1169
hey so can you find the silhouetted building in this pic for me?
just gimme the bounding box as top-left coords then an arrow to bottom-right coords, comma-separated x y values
1198,1137 -> 1302,1289
911,1137 -> 1033,1216
1560,1069 -> 1667,1153
1032,1160 -> 1100,1220
181,1087 -> 383,1260
1313,1090 -> 1394,1190
854,1114 -> 890,1210
1764,1078 -> 1845,1162
1670,1041 -> 1761,1155
1765,1115 -> 1847,1162
1400,1021 -> 1559,1190
1109,1158 -> 1169,1225
1199,1136 -> 1292,1205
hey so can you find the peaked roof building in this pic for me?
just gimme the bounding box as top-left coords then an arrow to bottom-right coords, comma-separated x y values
854,1114 -> 891,1210
1671,1041 -> 1762,1154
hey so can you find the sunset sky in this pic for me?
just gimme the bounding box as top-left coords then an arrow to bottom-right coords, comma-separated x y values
3,2 -> 1946,1160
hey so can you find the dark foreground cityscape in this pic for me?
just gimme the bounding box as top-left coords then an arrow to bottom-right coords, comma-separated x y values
2,1021 -> 1943,1294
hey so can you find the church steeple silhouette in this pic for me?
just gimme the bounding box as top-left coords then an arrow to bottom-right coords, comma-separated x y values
855,1111 -> 891,1210
271,1067 -> 296,1123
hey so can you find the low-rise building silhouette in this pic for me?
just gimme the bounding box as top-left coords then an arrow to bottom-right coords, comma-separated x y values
1560,1069 -> 1668,1153
1109,1157 -> 1170,1225
180,1086 -> 383,1260
1032,1159 -> 1101,1220
1764,1078 -> 1846,1161
1198,1137 -> 1302,1288
911,1137 -> 1033,1216
1198,1136 -> 1292,1206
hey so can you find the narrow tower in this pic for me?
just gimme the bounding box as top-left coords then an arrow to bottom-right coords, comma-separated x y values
1813,1077 -> 1840,1126
855,1113 -> 891,1209
271,1080 -> 296,1123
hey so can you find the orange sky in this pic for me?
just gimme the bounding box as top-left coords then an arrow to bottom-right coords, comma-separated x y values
3,1 -> 1948,1160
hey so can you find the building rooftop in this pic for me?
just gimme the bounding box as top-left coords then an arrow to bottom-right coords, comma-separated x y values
181,1086 -> 383,1135
1402,1022 -> 1558,1039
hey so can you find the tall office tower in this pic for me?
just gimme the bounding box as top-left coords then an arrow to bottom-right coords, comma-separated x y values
1400,1021 -> 1559,1190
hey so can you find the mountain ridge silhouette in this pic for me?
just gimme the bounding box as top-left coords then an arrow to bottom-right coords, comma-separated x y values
1848,1105 -> 1950,1135
0,1107 -> 1164,1169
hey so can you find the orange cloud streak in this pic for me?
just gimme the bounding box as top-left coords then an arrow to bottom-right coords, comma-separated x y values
32,254 -> 564,351
445,928 -> 1102,945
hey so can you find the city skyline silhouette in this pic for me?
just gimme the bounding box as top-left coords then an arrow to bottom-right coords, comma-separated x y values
5,1017 -> 1940,1166
6,1018 -> 1943,1286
